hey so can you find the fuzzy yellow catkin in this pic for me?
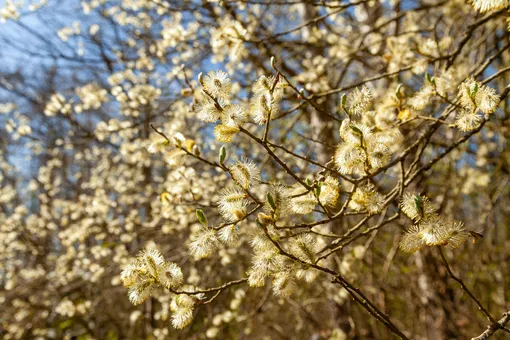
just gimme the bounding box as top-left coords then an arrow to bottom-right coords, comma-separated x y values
230,159 -> 260,189
202,70 -> 232,101
121,249 -> 184,305
399,215 -> 469,253
214,124 -> 239,143
469,0 -> 509,13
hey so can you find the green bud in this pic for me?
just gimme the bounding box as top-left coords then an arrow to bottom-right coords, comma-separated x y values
395,84 -> 403,98
469,83 -> 479,98
315,182 -> 323,197
349,124 -> 363,136
340,93 -> 347,109
270,56 -> 276,70
267,192 -> 277,211
425,72 -> 435,85
219,146 -> 226,164
196,209 -> 208,227
414,195 -> 424,220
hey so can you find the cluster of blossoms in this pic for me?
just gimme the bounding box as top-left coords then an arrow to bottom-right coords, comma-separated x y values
408,71 -> 455,110
148,132 -> 197,168
57,21 -> 80,42
194,70 -> 243,142
43,93 -> 72,117
55,298 -> 91,317
75,83 -> 109,112
229,158 -> 260,189
194,69 -> 286,143
0,0 -> 21,22
121,249 -> 203,329
408,73 -> 500,132
210,17 -> 250,64
333,86 -> 395,175
188,158 -> 260,260
348,184 -> 385,215
218,187 -> 249,223
5,113 -> 31,139
455,78 -> 500,131
399,192 -> 470,253
42,81 -> 110,119
287,176 -> 340,215
250,73 -> 286,125
121,248 -> 184,304
247,230 -> 320,298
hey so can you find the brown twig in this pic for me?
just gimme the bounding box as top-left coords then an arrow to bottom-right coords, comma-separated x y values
471,312 -> 510,340
438,247 -> 497,324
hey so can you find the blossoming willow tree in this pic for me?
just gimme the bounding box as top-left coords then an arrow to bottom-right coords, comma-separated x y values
1,0 -> 510,339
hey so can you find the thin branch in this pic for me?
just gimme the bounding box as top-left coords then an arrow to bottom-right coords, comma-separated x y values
169,278 -> 248,296
471,312 -> 510,340
438,247 -> 496,324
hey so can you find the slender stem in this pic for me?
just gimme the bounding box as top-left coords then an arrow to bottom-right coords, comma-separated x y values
168,278 -> 248,295
239,126 -> 311,190
438,247 -> 496,324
